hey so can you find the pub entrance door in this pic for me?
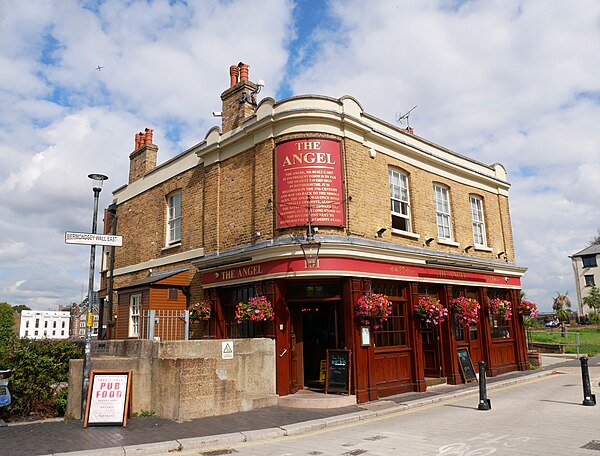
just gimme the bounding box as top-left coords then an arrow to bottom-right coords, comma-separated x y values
421,322 -> 443,378
290,301 -> 341,391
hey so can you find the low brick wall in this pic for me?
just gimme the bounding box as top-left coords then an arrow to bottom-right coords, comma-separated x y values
66,338 -> 276,421
528,342 -> 566,354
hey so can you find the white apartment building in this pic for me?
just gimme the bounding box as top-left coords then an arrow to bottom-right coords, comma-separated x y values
571,244 -> 600,315
19,310 -> 70,339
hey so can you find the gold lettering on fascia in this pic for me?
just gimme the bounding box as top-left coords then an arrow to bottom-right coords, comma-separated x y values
432,270 -> 468,280
219,265 -> 263,281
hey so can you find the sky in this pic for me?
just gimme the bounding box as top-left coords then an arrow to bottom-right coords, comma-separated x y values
1,0 -> 599,313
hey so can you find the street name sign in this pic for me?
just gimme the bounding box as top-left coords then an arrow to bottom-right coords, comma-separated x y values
65,232 -> 123,247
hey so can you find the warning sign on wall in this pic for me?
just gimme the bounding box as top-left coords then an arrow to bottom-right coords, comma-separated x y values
222,341 -> 234,360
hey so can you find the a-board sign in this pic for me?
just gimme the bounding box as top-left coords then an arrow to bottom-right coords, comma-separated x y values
457,348 -> 477,383
325,349 -> 351,395
84,370 -> 132,427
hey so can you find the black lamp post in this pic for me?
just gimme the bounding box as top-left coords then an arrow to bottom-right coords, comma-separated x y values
81,173 -> 108,418
300,195 -> 321,268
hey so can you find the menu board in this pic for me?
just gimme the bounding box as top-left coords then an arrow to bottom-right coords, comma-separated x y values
84,370 -> 132,427
325,349 -> 351,394
457,348 -> 477,383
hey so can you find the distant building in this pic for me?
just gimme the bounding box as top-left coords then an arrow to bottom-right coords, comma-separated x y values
571,244 -> 600,315
19,310 -> 70,339
65,301 -> 100,339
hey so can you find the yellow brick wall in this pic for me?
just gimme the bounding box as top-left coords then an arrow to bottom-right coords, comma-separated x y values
110,131 -> 515,299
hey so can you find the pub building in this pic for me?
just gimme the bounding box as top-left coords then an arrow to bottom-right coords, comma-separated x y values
99,62 -> 529,403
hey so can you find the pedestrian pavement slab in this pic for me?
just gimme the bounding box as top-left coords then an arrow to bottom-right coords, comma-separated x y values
0,355 -> 587,456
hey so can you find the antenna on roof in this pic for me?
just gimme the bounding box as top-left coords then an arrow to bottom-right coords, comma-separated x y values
396,106 -> 417,129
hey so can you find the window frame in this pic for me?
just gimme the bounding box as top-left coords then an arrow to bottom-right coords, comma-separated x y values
585,274 -> 596,287
582,255 -> 598,268
434,184 -> 453,240
167,191 -> 182,245
388,168 -> 412,233
129,293 -> 142,338
469,195 -> 487,247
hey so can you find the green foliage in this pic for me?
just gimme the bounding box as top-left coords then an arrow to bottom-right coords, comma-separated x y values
0,338 -> 83,421
11,304 -> 31,313
583,286 -> 600,310
528,327 -> 600,356
523,316 -> 542,328
552,292 -> 572,322
591,312 -> 600,325
132,409 -> 155,418
589,229 -> 600,246
0,302 -> 16,344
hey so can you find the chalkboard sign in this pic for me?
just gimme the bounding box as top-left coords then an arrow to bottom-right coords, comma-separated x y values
457,348 -> 477,383
325,349 -> 351,395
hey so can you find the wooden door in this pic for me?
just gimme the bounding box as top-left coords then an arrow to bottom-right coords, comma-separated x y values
421,323 -> 442,377
290,310 -> 303,393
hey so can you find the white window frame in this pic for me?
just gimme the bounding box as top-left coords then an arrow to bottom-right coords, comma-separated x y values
470,195 -> 487,247
167,192 -> 182,245
129,293 -> 142,338
389,168 -> 412,232
434,184 -> 453,240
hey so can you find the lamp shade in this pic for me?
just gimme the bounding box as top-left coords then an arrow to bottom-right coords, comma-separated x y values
300,240 -> 321,268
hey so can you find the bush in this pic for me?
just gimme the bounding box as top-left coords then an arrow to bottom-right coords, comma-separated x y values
0,338 -> 82,421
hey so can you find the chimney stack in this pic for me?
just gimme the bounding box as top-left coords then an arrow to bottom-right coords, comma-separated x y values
220,62 -> 258,133
129,127 -> 158,184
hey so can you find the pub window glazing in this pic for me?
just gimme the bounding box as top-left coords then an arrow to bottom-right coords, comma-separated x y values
488,290 -> 511,339
221,285 -> 275,339
372,282 -> 407,347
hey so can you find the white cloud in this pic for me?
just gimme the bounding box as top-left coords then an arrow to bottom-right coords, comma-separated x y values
1,0 -> 599,314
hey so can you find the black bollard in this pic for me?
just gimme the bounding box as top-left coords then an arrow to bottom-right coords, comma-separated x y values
478,361 -> 491,411
580,357 -> 596,406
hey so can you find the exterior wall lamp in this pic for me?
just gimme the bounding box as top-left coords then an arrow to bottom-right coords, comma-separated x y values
300,195 -> 321,268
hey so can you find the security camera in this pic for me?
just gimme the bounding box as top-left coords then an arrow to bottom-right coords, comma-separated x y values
257,79 -> 265,88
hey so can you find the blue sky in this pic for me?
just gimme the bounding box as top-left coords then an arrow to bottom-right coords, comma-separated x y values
1,0 -> 599,312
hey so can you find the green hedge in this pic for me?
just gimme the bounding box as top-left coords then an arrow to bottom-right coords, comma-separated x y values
0,338 -> 82,421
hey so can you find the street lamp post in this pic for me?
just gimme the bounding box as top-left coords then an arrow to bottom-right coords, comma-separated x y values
81,173 -> 108,418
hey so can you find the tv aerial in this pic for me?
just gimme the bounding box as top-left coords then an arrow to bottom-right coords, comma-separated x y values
396,106 -> 417,129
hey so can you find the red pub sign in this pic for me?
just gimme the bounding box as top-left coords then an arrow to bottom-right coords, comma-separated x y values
276,139 -> 345,228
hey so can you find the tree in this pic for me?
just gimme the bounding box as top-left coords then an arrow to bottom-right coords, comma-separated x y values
590,229 -> 600,246
583,286 -> 600,312
0,302 -> 16,344
11,304 -> 30,313
553,292 -> 572,337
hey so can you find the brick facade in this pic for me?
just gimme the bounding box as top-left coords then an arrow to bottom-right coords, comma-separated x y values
99,64 -> 528,402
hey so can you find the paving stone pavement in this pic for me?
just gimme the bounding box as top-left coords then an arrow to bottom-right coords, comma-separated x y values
0,355 -> 593,456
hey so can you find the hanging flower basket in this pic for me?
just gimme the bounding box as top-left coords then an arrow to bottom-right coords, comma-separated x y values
517,300 -> 539,318
450,297 -> 480,326
354,292 -> 393,329
488,298 -> 513,320
235,296 -> 274,323
189,301 -> 211,320
414,296 -> 448,325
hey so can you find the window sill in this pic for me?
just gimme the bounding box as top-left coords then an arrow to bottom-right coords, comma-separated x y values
162,242 -> 182,252
474,245 -> 493,252
437,239 -> 460,247
391,229 -> 420,240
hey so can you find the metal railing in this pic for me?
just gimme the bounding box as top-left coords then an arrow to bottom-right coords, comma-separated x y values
526,329 -> 580,357
139,309 -> 189,341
